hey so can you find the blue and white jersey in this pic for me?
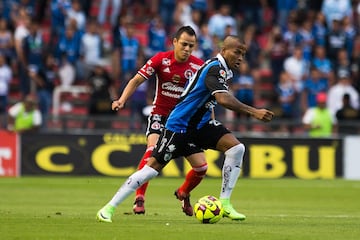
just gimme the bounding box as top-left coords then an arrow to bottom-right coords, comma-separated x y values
165,53 -> 233,133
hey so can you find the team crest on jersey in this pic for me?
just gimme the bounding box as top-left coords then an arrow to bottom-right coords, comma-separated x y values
184,69 -> 193,79
146,66 -> 155,75
151,121 -> 161,130
219,69 -> 226,78
172,74 -> 181,83
162,58 -> 171,66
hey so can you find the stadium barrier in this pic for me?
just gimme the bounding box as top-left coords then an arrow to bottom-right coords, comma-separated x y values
0,130 -> 19,177
2,130 -> 359,179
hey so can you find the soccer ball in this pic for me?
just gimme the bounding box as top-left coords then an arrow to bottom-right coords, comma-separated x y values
193,195 -> 223,224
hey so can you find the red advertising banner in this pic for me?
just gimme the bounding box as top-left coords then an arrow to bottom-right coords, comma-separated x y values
0,130 -> 19,177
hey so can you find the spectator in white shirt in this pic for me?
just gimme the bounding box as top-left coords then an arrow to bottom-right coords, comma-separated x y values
0,54 -> 12,128
66,0 -> 86,31
283,46 -> 308,93
208,4 -> 237,40
321,0 -> 352,29
327,70 -> 359,115
79,20 -> 104,79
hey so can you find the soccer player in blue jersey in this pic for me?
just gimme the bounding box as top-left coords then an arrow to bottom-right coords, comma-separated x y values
97,35 -> 274,223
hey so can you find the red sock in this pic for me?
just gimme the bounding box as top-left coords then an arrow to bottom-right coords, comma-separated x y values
135,146 -> 154,197
179,163 -> 208,195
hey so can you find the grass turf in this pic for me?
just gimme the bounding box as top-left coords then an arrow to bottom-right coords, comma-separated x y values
0,177 -> 359,240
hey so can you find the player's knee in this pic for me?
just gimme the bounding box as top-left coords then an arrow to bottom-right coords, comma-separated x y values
225,143 -> 245,164
193,163 -> 208,178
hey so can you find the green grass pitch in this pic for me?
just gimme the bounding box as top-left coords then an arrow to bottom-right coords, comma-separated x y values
0,177 -> 359,240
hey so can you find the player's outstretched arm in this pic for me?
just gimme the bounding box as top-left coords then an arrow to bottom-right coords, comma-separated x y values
112,74 -> 146,111
214,92 -> 274,122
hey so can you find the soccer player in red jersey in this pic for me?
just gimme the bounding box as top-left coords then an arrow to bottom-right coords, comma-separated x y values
111,26 -> 204,214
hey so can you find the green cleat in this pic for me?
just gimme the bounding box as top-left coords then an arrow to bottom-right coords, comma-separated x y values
96,204 -> 115,223
220,198 -> 246,221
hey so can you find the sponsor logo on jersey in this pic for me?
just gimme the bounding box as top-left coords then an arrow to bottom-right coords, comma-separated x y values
162,58 -> 170,66
162,82 -> 184,92
161,82 -> 184,99
172,74 -> 181,83
163,67 -> 170,73
184,69 -> 194,79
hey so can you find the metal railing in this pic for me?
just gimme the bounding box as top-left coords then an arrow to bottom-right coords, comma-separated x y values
43,114 -> 360,138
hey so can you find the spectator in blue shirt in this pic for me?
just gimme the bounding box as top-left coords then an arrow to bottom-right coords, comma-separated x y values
158,0 -> 176,33
231,61 -> 255,120
27,65 -> 54,126
275,0 -> 298,30
22,19 -> 45,68
302,66 -> 329,110
118,22 -> 142,87
50,0 -> 72,50
312,45 -> 332,81
198,23 -> 214,61
312,12 -> 327,47
145,15 -> 167,59
21,18 -> 46,95
56,23 -> 81,78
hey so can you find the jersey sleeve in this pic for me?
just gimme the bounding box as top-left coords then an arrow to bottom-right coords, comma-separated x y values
138,53 -> 161,79
204,65 -> 229,95
8,103 -> 22,117
33,110 -> 42,126
302,108 -> 314,124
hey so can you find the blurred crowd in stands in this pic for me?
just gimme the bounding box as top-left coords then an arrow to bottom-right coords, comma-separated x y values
0,0 -> 360,136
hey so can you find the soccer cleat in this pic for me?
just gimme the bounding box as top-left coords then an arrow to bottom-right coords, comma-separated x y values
96,204 -> 115,223
133,195 -> 145,214
174,189 -> 193,216
220,198 -> 246,221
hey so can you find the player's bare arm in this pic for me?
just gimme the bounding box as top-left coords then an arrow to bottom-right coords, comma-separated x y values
112,74 -> 147,111
214,91 -> 274,122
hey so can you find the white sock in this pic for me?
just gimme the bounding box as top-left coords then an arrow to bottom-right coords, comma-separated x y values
108,165 -> 159,207
220,144 -> 245,199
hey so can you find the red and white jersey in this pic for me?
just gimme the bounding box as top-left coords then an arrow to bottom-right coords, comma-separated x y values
138,51 -> 204,116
